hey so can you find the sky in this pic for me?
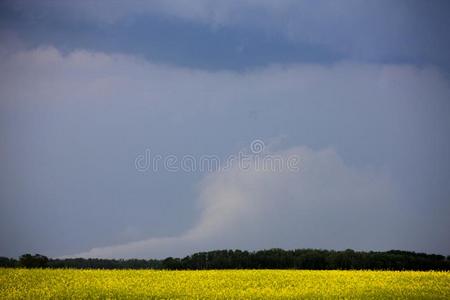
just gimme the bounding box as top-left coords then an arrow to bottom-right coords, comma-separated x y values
0,0 -> 449,258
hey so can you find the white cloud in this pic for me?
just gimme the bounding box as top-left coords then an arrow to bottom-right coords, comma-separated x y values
72,146 -> 404,258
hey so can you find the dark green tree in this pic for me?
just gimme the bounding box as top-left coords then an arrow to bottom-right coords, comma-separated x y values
19,254 -> 49,268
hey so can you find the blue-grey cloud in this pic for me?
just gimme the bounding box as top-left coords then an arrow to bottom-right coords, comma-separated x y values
1,46 -> 449,257
1,1 -> 450,70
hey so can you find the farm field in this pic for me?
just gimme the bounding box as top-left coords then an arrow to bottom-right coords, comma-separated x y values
1,268 -> 449,299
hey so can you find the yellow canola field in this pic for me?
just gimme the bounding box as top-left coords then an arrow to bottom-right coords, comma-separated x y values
1,268 -> 449,299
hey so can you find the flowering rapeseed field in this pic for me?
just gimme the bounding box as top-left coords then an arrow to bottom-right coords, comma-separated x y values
1,268 -> 449,299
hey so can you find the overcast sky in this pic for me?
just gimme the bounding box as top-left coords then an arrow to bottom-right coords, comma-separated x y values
1,0 -> 449,258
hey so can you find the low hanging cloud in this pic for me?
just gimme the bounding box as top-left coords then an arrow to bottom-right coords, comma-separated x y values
73,146 -> 404,258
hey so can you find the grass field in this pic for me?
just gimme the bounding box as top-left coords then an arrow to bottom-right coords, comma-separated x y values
1,268 -> 449,299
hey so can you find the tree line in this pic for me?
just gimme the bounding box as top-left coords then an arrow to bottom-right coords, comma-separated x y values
1,249 -> 449,270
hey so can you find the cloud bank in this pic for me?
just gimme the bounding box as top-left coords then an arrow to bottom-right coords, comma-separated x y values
73,146 -> 404,258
